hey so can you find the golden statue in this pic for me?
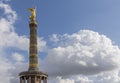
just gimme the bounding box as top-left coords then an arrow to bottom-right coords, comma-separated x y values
28,7 -> 36,22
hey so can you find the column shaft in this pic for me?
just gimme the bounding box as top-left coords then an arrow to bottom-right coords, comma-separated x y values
43,77 -> 47,83
20,77 -> 22,83
27,78 -> 29,83
29,77 -> 31,83
35,76 -> 36,83
39,77 -> 41,83
28,22 -> 39,71
24,77 -> 26,83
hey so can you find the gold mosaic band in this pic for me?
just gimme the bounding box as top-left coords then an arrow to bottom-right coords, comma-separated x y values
30,54 -> 38,56
30,34 -> 37,37
29,64 -> 38,67
30,44 -> 37,47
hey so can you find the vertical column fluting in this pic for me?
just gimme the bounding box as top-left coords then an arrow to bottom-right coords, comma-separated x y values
28,21 -> 39,71
35,76 -> 36,83
24,77 -> 26,83
28,76 -> 31,83
39,77 -> 41,83
27,78 -> 29,83
20,77 -> 22,83
43,77 -> 47,83
45,78 -> 47,83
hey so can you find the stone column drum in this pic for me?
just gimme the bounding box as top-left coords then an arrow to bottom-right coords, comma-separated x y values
28,21 -> 39,71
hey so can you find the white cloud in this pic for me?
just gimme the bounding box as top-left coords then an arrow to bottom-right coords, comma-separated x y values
10,62 -> 28,83
74,76 -> 93,83
0,55 -> 15,83
48,77 -> 75,83
48,71 -> 120,83
50,34 -> 59,42
12,53 -> 25,62
38,37 -> 47,52
55,77 -> 75,83
41,30 -> 120,77
0,1 -> 17,25
92,70 -> 120,83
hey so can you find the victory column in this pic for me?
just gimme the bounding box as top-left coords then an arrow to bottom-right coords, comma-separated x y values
19,8 -> 48,83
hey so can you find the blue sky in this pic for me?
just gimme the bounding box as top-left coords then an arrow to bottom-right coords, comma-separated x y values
1,0 -> 120,83
10,0 -> 120,43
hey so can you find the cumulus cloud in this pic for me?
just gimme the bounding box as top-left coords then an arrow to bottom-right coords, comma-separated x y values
0,56 -> 14,83
48,76 -> 93,83
92,70 -> 120,83
41,30 -> 120,77
49,77 -> 75,83
48,71 -> 120,83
